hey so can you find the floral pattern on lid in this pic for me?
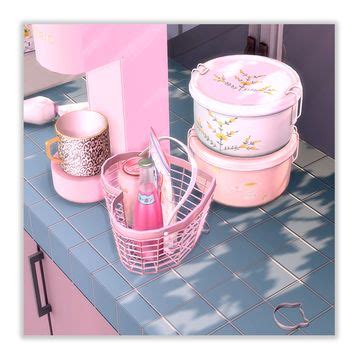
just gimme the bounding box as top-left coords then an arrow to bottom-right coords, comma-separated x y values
189,55 -> 302,117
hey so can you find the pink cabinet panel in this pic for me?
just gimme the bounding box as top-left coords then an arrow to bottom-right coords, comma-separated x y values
24,231 -> 117,335
24,231 -> 51,335
42,248 -> 117,335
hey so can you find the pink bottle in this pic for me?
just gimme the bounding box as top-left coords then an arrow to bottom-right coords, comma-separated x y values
133,158 -> 163,262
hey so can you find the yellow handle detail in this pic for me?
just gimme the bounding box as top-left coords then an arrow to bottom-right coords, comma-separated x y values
45,136 -> 63,164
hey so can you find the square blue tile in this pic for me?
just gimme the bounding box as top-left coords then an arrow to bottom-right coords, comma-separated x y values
261,192 -> 299,215
24,181 -> 43,234
243,219 -> 297,255
93,265 -> 132,298
303,308 -> 335,335
170,118 -> 191,145
112,260 -> 162,288
168,59 -> 191,95
89,230 -> 119,263
49,221 -> 85,277
210,235 -> 266,274
69,242 -> 107,302
24,122 -> 44,135
216,206 -> 270,233
24,207 -> 32,235
176,252 -> 232,294
268,282 -> 330,323
117,291 -> 159,335
24,136 -> 41,157
239,258 -> 295,298
181,241 -> 206,263
165,296 -> 226,335
198,212 -> 238,249
295,140 -> 326,168
61,78 -> 87,99
92,265 -> 132,329
71,93 -> 88,103
232,302 -> 291,335
143,317 -> 178,335
287,165 -> 327,200
305,157 -> 335,188
304,188 -> 335,222
211,323 -> 241,335
203,276 -> 263,320
47,194 -> 95,218
24,151 -> 51,180
303,263 -> 335,305
210,201 -> 225,213
272,239 -> 328,278
275,203 -> 335,259
168,84 -> 194,123
68,204 -> 111,239
138,271 -> 197,315
29,200 -> 63,255
29,172 -> 57,198
28,123 -> 56,150
24,181 -> 42,206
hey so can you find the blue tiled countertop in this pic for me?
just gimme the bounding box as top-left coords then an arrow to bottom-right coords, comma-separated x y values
24,61 -> 335,335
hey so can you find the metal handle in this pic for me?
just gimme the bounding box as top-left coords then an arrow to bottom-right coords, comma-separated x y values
292,126 -> 300,163
191,63 -> 209,75
273,302 -> 309,331
285,85 -> 303,125
139,135 -> 198,226
29,251 -> 52,317
45,136 -> 63,164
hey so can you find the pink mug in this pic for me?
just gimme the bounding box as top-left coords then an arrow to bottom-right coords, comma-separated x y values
46,110 -> 110,177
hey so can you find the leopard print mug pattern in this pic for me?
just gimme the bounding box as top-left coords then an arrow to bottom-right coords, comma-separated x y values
45,110 -> 111,177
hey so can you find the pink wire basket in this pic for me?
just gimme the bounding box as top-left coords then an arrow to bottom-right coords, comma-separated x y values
101,137 -> 216,275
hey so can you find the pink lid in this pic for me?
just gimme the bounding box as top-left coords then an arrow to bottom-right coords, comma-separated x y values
188,128 -> 299,171
123,156 -> 141,176
189,55 -> 302,117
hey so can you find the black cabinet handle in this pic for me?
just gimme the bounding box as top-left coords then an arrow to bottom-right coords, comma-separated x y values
29,251 -> 52,317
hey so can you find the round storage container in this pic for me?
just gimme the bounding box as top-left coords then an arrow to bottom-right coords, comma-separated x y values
187,128 -> 299,207
189,55 -> 302,157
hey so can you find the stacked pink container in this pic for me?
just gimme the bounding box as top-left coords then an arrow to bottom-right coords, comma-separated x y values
187,55 -> 302,207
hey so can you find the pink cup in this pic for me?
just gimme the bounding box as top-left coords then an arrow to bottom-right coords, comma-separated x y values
45,110 -> 110,177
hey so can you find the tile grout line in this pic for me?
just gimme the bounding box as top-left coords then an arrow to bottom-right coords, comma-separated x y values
185,250 -> 303,333
259,205 -> 334,262
260,189 -> 335,224
170,268 -> 245,335
24,133 -> 45,153
204,242 -> 333,331
300,305 -> 334,334
292,163 -> 334,190
229,217 -> 335,307
242,229 -> 334,308
208,321 -> 241,335
169,109 -> 193,126
213,197 -> 334,263
296,154 -> 327,169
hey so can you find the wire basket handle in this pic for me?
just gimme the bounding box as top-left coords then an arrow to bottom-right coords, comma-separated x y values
139,135 -> 198,226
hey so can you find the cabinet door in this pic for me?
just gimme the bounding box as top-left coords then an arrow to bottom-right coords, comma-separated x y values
42,244 -> 117,335
24,231 -> 51,335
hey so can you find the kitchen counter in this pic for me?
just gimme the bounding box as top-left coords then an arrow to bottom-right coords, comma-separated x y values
24,59 -> 335,335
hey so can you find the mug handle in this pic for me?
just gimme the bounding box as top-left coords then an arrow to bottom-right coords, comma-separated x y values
45,137 -> 63,164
